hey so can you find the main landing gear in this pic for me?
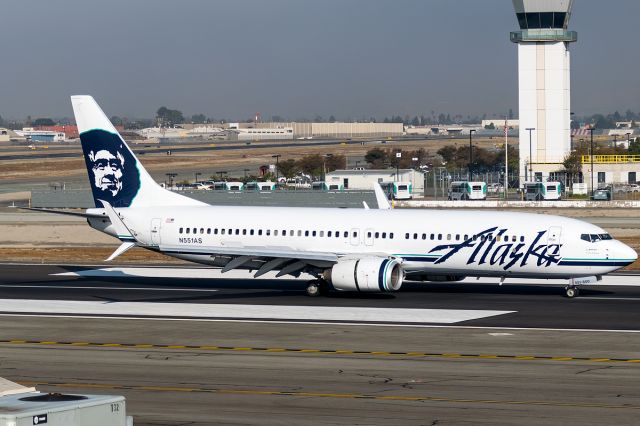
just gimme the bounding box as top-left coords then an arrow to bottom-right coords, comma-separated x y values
564,285 -> 580,298
306,279 -> 330,297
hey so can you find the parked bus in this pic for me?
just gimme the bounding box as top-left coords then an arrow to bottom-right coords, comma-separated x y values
524,181 -> 561,201
312,181 -> 344,191
447,181 -> 487,200
380,181 -> 413,200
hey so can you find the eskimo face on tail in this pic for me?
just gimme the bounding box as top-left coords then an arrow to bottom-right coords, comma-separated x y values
80,129 -> 141,207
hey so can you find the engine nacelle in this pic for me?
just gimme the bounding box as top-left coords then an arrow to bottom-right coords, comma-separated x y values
324,257 -> 403,292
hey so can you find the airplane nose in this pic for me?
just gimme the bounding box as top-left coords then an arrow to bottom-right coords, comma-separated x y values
618,241 -> 638,265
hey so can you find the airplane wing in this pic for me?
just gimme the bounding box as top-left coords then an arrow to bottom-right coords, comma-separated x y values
20,207 -> 106,219
159,244 -> 338,277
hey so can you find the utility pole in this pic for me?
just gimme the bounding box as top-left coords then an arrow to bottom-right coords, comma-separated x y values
588,128 -> 595,197
526,128 -> 535,181
468,129 -> 476,181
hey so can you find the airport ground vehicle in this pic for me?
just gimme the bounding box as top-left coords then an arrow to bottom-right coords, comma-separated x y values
35,96 -> 638,299
380,181 -> 413,200
524,182 -> 562,201
448,181 -> 487,200
312,182 -> 343,191
592,189 -> 611,201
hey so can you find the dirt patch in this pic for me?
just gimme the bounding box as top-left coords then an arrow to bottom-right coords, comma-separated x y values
0,247 -> 187,265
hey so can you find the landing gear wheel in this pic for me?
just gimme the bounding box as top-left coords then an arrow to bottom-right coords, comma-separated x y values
564,286 -> 579,298
306,281 -> 322,297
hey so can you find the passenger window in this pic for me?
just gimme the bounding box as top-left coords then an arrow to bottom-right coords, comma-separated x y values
520,236 -> 525,242
368,232 -> 373,238
375,232 -> 379,238
353,231 -> 358,237
312,231 -> 317,237
185,228 -> 190,234
298,230 -> 302,237
221,229 -> 225,235
382,232 -> 386,239
242,229 -> 247,235
266,230 -> 271,236
343,232 -> 348,238
447,234 -> 451,240
438,234 -> 442,240
464,234 -> 468,240
193,228 -> 197,234
200,228 -> 204,234
430,234 -> 435,240
235,229 -> 240,235
413,233 -> 418,239
228,228 -> 232,235
305,231 -> 309,237
320,231 -> 324,237
390,233 -> 394,239
290,230 -> 294,236
455,234 -> 460,241
250,229 -> 254,235
422,234 -> 426,240
336,232 -> 340,238
179,228 -> 183,234
329,231 -> 333,237
258,230 -> 262,236
207,228 -> 211,234
274,230 -> 279,236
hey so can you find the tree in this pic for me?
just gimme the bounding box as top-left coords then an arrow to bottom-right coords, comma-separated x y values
364,148 -> 388,168
629,138 -> 640,155
562,151 -> 583,183
110,116 -> 123,126
277,159 -> 298,179
324,154 -> 346,172
156,106 -> 185,127
33,118 -> 55,126
296,154 -> 323,177
191,114 -> 207,124
328,115 -> 336,123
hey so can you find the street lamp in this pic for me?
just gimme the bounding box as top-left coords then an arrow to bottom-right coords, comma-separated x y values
322,154 -> 333,182
272,154 -> 281,183
588,128 -> 595,197
395,151 -> 402,182
216,171 -> 227,181
165,173 -> 177,189
525,128 -> 535,182
194,172 -> 201,184
468,129 -> 476,181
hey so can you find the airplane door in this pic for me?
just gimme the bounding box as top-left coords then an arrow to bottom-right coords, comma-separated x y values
547,226 -> 561,245
150,218 -> 161,245
365,228 -> 374,246
350,228 -> 360,246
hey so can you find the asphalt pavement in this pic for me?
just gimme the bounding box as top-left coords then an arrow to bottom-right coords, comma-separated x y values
0,263 -> 639,425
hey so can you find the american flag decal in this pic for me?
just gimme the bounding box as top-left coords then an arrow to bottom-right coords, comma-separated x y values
165,218 -> 174,223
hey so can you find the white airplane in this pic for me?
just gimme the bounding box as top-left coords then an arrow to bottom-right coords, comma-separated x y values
41,96 -> 637,298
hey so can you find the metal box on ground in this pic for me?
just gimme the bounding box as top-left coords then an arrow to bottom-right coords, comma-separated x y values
0,392 -> 132,426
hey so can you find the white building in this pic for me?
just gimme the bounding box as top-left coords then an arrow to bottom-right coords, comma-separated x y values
511,0 -> 577,183
14,128 -> 66,142
325,169 -> 425,193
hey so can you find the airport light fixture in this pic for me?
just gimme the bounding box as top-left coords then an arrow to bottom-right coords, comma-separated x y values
272,154 -> 281,183
588,128 -> 595,197
165,172 -> 177,188
468,129 -> 476,181
526,128 -> 535,181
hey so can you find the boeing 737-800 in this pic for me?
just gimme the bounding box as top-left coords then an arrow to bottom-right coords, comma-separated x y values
42,96 -> 637,298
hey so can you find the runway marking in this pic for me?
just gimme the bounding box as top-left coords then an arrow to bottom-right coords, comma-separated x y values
18,380 -> 640,410
2,340 -> 640,364
0,285 -> 219,292
0,299 -> 513,324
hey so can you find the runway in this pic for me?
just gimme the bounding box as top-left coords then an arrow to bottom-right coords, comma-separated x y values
0,263 -> 639,425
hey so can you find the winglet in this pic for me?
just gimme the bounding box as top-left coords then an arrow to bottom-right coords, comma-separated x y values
99,199 -> 136,242
373,183 -> 392,210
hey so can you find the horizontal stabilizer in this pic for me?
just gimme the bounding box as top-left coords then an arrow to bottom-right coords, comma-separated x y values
106,242 -> 136,261
99,199 -> 136,242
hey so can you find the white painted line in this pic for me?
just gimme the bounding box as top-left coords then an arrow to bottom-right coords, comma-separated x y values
52,267 -> 313,280
0,299 -> 513,324
0,285 -> 218,292
0,313 -> 638,334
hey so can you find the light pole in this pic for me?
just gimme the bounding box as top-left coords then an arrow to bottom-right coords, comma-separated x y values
271,154 -> 281,183
468,129 -> 476,181
216,171 -> 227,181
627,132 -> 632,148
588,128 -> 595,197
165,173 -> 177,189
395,151 -> 402,182
194,172 -> 201,184
526,128 -> 535,182
322,154 -> 333,182
613,134 -> 618,149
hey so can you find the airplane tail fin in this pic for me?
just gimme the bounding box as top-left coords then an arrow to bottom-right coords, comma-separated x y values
71,95 -> 205,208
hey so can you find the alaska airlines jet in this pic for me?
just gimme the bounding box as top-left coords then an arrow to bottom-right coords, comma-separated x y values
55,96 -> 636,298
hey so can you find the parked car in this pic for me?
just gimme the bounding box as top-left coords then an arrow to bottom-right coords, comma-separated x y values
592,189 -> 611,201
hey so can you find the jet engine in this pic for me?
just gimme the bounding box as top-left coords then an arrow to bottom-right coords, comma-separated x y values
324,257 -> 403,292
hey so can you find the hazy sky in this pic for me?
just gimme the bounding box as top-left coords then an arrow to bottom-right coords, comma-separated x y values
2,0 -> 639,120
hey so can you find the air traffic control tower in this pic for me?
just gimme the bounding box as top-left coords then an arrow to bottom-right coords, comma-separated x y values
511,0 -> 577,183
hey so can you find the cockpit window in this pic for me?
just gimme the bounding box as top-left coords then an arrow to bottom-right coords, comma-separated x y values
581,233 -> 612,243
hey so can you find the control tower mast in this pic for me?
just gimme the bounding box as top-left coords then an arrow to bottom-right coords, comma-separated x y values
511,0 -> 577,183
